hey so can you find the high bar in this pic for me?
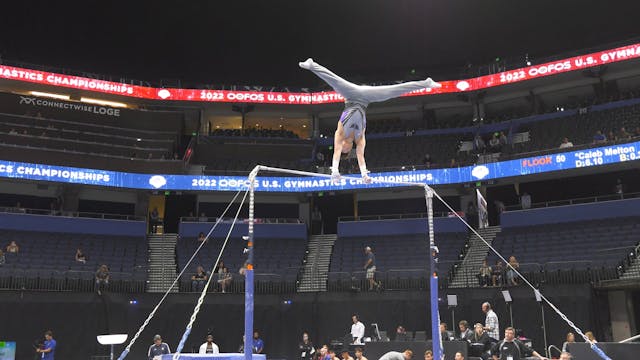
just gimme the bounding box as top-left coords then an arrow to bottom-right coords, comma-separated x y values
255,165 -> 429,189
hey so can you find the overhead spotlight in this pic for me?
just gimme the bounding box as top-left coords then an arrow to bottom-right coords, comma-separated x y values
136,138 -> 142,142
526,61 -> 532,66
302,124 -> 307,128
30,91 -> 70,100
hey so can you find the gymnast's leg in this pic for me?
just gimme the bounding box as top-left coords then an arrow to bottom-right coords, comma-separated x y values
331,121 -> 348,183
299,58 -> 363,100
356,79 -> 441,103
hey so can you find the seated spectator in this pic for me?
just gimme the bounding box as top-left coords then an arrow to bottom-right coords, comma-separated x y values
8,128 -> 17,134
488,133 -> 500,152
13,202 -> 26,214
499,132 -> 508,147
473,135 -> 486,153
559,352 -> 572,360
449,158 -> 457,168
0,249 -> 5,265
634,127 -> 640,137
423,351 -> 433,360
95,264 -> 110,294
458,320 -> 473,342
216,262 -> 232,293
149,207 -> 160,234
191,265 -> 208,292
454,352 -> 464,360
395,325 -> 409,341
559,137 -> 573,149
477,260 -> 492,287
75,248 -> 87,264
562,332 -> 575,352
492,261 -> 503,286
619,127 -> 631,140
440,322 -> 454,342
199,212 -> 208,222
506,256 -> 520,286
468,323 -> 491,358
6,240 -> 19,254
585,331 -> 597,343
593,130 -> 606,144
197,232 -> 206,242
607,131 -> 617,142
422,154 -> 432,168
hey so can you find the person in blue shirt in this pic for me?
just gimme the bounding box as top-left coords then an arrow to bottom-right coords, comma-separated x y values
148,335 -> 171,360
36,331 -> 56,360
253,331 -> 264,354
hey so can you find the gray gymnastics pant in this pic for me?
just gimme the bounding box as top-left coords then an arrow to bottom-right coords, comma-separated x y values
301,59 -> 439,104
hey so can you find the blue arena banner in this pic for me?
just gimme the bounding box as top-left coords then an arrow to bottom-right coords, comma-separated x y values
0,141 -> 638,192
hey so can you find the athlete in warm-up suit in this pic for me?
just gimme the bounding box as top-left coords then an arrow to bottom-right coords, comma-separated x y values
299,58 -> 441,183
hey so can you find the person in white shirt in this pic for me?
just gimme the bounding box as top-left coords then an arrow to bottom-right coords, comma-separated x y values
350,314 -> 365,344
559,137 -> 574,149
520,192 -> 531,210
482,302 -> 500,341
199,334 -> 220,354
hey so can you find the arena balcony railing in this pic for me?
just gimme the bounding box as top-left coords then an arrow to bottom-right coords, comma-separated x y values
0,205 -> 144,221
180,216 -> 302,224
502,191 -> 640,212
0,268 -> 147,293
337,211 -> 452,222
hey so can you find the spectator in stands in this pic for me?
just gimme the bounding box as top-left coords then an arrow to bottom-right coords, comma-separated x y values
0,249 -> 5,265
499,132 -> 508,147
466,202 -> 478,229
8,128 -> 17,134
299,332 -> 315,360
482,302 -> 500,341
36,330 -> 56,360
395,325 -> 409,341
364,247 -> 380,291
619,127 -> 631,140
506,256 -> 520,286
355,348 -> 367,360
147,153 -> 153,160
49,202 -> 59,216
593,130 -> 606,144
488,133 -> 500,152
328,350 -> 340,360
191,265 -> 208,292
199,212 -> 208,222
95,264 -> 110,294
317,345 -> 331,360
562,332 -> 575,352
615,178 -> 624,196
341,351 -> 354,360
491,327 -> 546,360
14,202 -> 26,214
478,259 -> 492,287
454,352 -> 464,360
492,261 -> 503,286
607,131 -> 617,142
469,323 -> 491,358
148,335 -> 171,360
75,248 -> 86,264
311,206 -> 323,235
459,320 -> 473,342
22,129 -> 28,135
559,352 -> 572,360
449,158 -> 457,168
217,262 -> 232,293
520,192 -> 531,210
199,334 -> 219,354
253,331 -> 264,354
422,154 -> 432,168
559,137 -> 573,149
36,112 -> 43,119
440,322 -> 454,342
474,135 -> 486,153
197,232 -> 206,242
149,207 -> 160,233
6,240 -> 19,254
634,127 -> 640,137
585,331 -> 597,343
423,350 -> 433,360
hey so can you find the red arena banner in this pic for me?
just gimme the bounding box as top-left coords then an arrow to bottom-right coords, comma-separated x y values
0,43 -> 639,104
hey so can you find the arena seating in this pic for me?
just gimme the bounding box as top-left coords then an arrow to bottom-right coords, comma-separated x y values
488,216 -> 640,274
176,235 -> 306,292
0,230 -> 147,292
328,232 -> 467,290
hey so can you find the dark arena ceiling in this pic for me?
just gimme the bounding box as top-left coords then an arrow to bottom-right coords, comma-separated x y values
1,0 -> 640,88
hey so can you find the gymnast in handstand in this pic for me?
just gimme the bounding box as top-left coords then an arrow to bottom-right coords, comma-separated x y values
299,58 -> 441,183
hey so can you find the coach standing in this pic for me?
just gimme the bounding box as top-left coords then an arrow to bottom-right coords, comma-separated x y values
36,331 -> 56,360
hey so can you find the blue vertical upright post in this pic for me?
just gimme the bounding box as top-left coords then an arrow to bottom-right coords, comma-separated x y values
244,170 -> 257,360
425,186 -> 443,360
